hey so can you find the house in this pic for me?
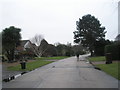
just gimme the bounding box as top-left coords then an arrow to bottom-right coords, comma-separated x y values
115,34 -> 120,41
15,39 -> 55,58
16,40 -> 29,52
116,2 -> 120,41
15,40 -> 35,59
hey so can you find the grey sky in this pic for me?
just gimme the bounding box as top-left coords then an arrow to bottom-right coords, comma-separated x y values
0,0 -> 119,45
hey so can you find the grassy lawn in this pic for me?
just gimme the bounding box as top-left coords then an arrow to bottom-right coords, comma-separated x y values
35,56 -> 69,60
7,56 -> 69,71
95,62 -> 120,80
88,56 -> 120,80
8,60 -> 54,71
88,56 -> 106,62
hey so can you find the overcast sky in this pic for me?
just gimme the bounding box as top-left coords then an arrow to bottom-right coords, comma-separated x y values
0,0 -> 119,45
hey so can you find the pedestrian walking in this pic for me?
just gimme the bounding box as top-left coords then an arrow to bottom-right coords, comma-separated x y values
76,54 -> 79,61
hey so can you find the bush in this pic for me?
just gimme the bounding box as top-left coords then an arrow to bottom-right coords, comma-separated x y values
0,55 -> 8,62
94,46 -> 104,56
94,39 -> 112,56
65,52 -> 71,56
105,42 -> 120,60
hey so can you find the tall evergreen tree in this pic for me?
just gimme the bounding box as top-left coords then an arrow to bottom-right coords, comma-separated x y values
2,26 -> 21,62
73,14 -> 106,56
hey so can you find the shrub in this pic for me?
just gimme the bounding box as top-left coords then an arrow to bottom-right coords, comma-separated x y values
94,39 -> 112,56
65,52 -> 71,56
105,42 -> 120,60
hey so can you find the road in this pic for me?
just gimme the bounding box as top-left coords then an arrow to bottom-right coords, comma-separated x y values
3,54 -> 118,88
0,64 -> 2,90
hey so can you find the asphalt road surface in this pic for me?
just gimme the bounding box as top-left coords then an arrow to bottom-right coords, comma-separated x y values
3,54 -> 119,88
0,63 -> 2,90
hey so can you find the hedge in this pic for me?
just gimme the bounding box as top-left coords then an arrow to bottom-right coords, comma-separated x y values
105,42 -> 120,60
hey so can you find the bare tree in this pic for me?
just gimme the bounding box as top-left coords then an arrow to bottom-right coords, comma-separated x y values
24,34 -> 48,57
30,34 -> 44,46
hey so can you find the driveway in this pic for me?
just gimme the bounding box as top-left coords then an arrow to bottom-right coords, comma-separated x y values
3,54 -> 119,88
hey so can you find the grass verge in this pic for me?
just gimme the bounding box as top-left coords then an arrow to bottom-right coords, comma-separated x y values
35,56 -> 69,60
95,62 -> 120,80
88,56 -> 106,62
8,60 -> 54,71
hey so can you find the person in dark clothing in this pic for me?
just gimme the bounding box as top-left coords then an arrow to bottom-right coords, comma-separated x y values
76,54 -> 79,61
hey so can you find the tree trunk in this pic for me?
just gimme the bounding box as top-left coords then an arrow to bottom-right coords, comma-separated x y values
6,49 -> 14,63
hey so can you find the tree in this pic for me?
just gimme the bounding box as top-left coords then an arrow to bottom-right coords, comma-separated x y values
38,39 -> 49,56
25,35 -> 49,57
72,45 -> 86,55
55,43 -> 74,56
65,42 -> 74,56
30,34 -> 44,46
55,43 -> 67,56
2,26 -> 21,62
73,14 -> 106,56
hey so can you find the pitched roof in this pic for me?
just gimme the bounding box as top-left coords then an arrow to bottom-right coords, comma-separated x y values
115,34 -> 120,41
20,40 -> 29,47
